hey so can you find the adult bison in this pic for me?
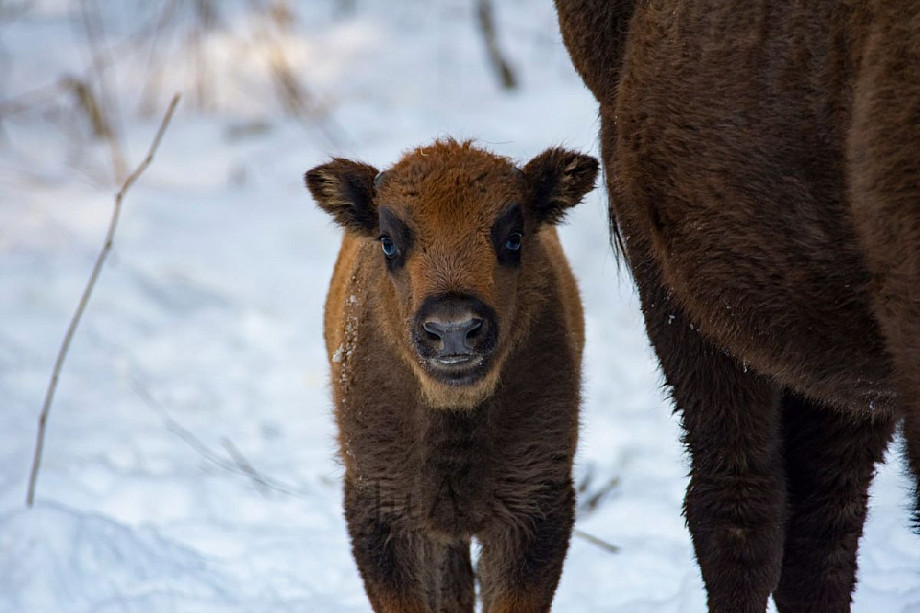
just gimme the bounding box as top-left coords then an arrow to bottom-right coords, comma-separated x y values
307,139 -> 597,612
555,1 -> 919,611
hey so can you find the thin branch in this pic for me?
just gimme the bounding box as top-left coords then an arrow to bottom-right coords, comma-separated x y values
0,80 -> 65,117
579,474 -> 621,515
63,77 -> 113,140
246,0 -> 344,145
78,0 -> 127,182
128,372 -> 310,499
137,0 -> 181,117
25,93 -> 181,508
189,0 -> 216,111
475,0 -> 518,91
574,529 -> 621,554
221,438 -> 272,496
247,0 -> 312,115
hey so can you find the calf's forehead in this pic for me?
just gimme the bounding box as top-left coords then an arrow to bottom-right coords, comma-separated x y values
380,147 -> 523,232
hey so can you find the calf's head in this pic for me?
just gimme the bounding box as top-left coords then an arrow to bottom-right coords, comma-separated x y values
307,140 -> 597,408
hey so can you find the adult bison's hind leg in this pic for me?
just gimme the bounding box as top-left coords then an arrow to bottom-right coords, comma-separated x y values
848,1 -> 920,535
639,275 -> 786,613
773,394 -> 894,612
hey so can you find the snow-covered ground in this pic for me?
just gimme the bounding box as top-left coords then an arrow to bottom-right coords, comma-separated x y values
1,1 -> 919,611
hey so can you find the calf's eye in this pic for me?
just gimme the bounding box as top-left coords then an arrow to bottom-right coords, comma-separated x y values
505,232 -> 522,252
381,236 -> 397,258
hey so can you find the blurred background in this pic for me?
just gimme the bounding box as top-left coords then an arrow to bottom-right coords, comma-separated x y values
0,1 -> 917,610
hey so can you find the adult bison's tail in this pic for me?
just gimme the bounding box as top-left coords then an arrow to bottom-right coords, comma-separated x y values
554,0 -> 636,106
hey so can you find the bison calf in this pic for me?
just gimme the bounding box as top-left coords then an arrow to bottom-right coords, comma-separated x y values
306,139 -> 597,613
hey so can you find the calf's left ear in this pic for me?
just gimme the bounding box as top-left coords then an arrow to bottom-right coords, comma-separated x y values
522,148 -> 598,225
305,159 -> 380,236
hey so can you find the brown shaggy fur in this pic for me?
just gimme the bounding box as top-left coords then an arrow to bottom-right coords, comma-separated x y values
306,140 -> 598,612
556,0 -> 919,611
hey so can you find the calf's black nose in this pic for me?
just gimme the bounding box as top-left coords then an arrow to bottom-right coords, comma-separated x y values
412,293 -> 497,362
423,317 -> 483,355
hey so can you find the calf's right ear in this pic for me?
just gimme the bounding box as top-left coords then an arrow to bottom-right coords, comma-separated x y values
305,159 -> 380,236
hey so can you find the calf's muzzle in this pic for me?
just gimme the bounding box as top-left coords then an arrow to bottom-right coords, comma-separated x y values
412,294 -> 498,385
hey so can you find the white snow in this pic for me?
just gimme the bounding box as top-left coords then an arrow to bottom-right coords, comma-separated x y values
2,1 -> 919,611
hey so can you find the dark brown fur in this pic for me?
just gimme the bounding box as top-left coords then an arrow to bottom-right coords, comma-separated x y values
555,0 -> 919,611
306,140 -> 597,612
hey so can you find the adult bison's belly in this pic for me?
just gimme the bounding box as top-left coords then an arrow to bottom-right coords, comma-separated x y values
611,0 -> 894,410
624,189 -> 894,410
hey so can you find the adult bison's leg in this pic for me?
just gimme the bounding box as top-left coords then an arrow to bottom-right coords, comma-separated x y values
848,2 -> 920,531
773,394 -> 894,612
478,482 -> 575,613
637,274 -> 785,612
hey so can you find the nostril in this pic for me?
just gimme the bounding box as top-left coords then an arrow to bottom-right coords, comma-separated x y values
465,318 -> 483,340
422,321 -> 444,342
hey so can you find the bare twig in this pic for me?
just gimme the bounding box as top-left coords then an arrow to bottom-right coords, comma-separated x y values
574,529 -> 621,554
25,94 -> 181,508
475,0 -> 518,91
579,475 -> 621,515
576,463 -> 621,518
137,0 -> 181,117
246,0 -> 344,145
247,0 -> 313,116
189,0 -> 216,111
268,0 -> 294,31
0,80 -> 65,117
78,0 -> 127,182
63,77 -> 112,139
221,438 -> 272,496
127,372 -> 310,499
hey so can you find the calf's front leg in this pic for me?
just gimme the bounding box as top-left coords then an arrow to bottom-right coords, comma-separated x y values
345,480 -> 428,613
478,483 -> 575,613
345,480 -> 475,613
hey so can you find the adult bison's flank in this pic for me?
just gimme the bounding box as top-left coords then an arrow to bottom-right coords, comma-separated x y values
555,0 -> 920,611
306,139 -> 597,613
